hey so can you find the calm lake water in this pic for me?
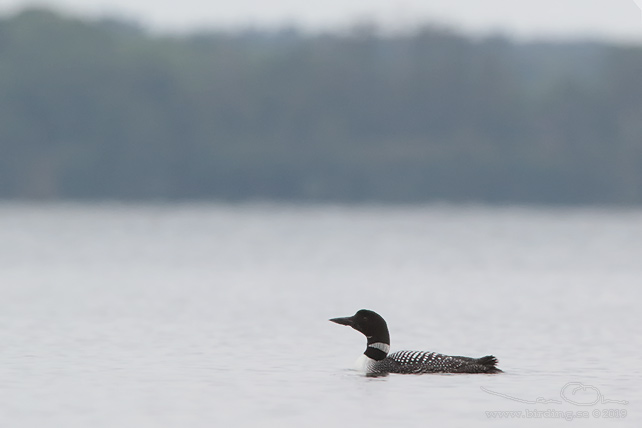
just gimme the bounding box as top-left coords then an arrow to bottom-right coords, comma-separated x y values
1,203 -> 640,427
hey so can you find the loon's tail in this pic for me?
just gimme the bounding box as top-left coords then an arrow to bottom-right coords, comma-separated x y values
477,355 -> 502,373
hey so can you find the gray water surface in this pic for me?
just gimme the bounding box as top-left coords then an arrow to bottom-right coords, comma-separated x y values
1,203 -> 640,427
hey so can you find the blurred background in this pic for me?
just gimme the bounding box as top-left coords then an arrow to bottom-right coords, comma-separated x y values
0,0 -> 640,204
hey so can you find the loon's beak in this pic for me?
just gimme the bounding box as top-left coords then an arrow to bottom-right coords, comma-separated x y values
329,316 -> 354,327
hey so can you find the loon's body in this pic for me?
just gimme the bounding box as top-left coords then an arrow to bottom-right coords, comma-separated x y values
330,309 -> 502,375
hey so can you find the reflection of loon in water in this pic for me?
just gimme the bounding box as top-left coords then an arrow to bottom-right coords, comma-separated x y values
330,309 -> 502,375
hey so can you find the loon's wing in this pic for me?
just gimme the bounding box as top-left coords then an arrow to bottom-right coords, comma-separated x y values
381,351 -> 501,374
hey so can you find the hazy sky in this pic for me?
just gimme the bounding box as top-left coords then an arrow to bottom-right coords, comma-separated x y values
1,0 -> 641,42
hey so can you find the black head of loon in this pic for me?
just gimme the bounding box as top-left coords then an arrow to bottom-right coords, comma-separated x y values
330,309 -> 391,360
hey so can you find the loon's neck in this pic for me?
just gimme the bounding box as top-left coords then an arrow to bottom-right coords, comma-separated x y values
364,341 -> 390,360
363,325 -> 391,361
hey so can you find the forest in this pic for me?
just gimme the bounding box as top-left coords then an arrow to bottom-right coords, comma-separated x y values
1,8 -> 641,204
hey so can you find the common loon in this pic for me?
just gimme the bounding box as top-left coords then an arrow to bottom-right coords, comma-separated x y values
330,309 -> 502,375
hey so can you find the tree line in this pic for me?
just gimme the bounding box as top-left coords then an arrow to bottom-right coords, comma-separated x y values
1,8 -> 641,204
